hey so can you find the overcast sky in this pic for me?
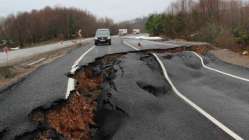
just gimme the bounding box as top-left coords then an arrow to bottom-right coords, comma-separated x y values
0,0 -> 175,22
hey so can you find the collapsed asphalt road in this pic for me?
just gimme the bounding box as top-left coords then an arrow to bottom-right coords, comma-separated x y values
160,52 -> 249,139
91,52 -> 233,140
125,40 -> 249,139
0,37 -> 133,140
8,51 -> 233,140
1,37 -> 249,139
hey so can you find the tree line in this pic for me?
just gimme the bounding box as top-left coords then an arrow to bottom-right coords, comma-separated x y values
145,0 -> 249,48
0,7 -> 117,47
117,17 -> 148,33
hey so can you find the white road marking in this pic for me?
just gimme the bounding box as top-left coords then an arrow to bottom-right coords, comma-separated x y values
72,46 -> 96,68
123,40 -> 244,140
65,45 -> 96,99
192,52 -> 249,82
27,58 -> 46,66
152,53 -> 243,140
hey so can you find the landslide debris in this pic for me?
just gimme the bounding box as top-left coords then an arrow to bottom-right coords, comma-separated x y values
46,93 -> 95,140
23,92 -> 96,140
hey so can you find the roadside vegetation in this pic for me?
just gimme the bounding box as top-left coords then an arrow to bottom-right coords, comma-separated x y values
117,17 -> 148,33
0,66 -> 16,80
145,0 -> 249,50
0,7 -> 118,48
0,7 -> 145,49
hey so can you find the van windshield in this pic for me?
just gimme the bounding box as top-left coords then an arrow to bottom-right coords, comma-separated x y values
96,30 -> 110,36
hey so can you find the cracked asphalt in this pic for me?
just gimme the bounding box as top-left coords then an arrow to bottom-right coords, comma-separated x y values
0,37 -> 132,139
159,52 -> 249,139
94,52 -> 232,140
1,36 -> 249,139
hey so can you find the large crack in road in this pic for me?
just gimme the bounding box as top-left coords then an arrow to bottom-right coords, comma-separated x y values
1,44 -> 236,140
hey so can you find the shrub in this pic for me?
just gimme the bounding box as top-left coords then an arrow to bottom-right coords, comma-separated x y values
233,27 -> 249,45
192,23 -> 222,43
215,29 -> 236,48
163,13 -> 186,38
0,66 -> 16,79
145,14 -> 165,36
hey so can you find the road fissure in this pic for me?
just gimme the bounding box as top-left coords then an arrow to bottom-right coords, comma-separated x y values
65,45 -> 96,99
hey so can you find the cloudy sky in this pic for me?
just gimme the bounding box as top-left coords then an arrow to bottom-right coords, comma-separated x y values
0,0 -> 175,22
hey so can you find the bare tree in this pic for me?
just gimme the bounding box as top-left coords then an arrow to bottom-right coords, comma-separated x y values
0,7 -> 117,47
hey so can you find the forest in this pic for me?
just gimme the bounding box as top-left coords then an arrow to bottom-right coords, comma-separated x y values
145,0 -> 249,49
0,7 -> 119,48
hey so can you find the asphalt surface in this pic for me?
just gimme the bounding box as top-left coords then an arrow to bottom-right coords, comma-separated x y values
95,52 -> 232,140
1,36 -> 249,139
204,52 -> 249,79
159,52 -> 249,139
78,37 -> 134,66
123,39 -> 249,139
